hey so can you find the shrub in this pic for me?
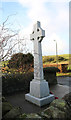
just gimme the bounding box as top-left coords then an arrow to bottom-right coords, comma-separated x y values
2,67 -> 60,95
44,67 -> 60,73
2,72 -> 34,95
8,53 -> 34,73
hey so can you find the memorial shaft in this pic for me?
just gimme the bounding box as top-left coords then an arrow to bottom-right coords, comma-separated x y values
34,38 -> 44,80
30,21 -> 45,80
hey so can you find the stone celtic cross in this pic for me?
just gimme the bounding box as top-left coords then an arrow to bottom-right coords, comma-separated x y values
30,21 -> 45,80
25,21 -> 54,106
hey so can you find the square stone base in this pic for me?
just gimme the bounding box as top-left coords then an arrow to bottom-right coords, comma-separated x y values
30,80 -> 50,98
25,93 -> 55,106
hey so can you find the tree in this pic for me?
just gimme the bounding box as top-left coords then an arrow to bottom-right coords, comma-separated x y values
0,15 -> 19,61
0,15 -> 28,62
8,52 -> 34,72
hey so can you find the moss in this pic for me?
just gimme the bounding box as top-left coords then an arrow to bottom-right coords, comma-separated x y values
40,112 -> 50,119
43,106 -> 65,118
50,99 -> 67,111
26,113 -> 41,118
62,92 -> 71,107
59,102 -> 66,107
41,99 -> 71,119
19,113 -> 27,119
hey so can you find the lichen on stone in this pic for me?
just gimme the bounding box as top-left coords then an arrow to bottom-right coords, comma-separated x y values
50,99 -> 67,111
26,113 -> 41,118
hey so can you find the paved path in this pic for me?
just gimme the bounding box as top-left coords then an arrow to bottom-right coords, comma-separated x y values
6,92 -> 50,114
50,84 -> 70,99
5,84 -> 70,114
3,75 -> 71,114
5,76 -> 71,114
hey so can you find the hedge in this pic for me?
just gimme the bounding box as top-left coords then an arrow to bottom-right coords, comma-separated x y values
2,73 -> 33,95
44,67 -> 60,73
2,67 -> 59,95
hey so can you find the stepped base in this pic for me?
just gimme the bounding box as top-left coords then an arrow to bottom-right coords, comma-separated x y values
25,93 -> 55,106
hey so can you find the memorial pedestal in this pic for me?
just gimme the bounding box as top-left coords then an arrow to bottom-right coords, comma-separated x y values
25,80 -> 54,106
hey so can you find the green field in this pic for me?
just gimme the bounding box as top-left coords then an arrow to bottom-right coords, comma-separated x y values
42,54 -> 69,64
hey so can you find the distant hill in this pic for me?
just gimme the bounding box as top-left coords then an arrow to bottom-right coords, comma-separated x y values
42,54 -> 69,64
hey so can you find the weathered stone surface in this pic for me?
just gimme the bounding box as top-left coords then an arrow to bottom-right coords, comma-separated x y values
42,106 -> 65,118
3,107 -> 22,119
50,99 -> 67,111
62,92 -> 71,108
62,92 -> 71,119
19,113 -> 27,119
2,102 -> 13,116
26,113 -> 41,119
19,113 -> 41,119
40,98 -> 71,119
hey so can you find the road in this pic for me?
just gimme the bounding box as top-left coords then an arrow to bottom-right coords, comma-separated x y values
57,76 -> 71,87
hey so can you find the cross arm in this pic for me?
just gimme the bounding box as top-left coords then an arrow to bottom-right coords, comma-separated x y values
39,28 -> 45,37
37,28 -> 45,42
30,33 -> 35,40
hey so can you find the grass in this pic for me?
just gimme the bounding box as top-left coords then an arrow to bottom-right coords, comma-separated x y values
42,54 -> 69,64
56,72 -> 71,77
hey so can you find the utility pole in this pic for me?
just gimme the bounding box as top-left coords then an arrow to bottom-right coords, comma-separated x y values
54,40 -> 58,67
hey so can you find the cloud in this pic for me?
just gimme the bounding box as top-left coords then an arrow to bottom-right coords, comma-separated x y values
18,0 -> 69,55
1,0 -> 18,2
42,33 -> 67,55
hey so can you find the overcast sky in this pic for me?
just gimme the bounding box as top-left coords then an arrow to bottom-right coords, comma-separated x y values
0,0 -> 70,56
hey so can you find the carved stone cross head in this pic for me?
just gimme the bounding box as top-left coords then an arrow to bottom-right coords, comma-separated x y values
30,21 -> 45,42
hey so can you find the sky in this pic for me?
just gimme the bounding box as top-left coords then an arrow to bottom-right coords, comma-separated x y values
0,0 -> 70,56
